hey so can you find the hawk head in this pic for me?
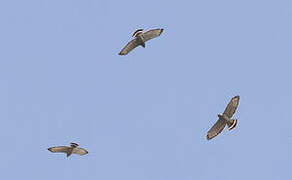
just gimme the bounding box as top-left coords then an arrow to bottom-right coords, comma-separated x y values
217,113 -> 224,118
218,113 -> 230,120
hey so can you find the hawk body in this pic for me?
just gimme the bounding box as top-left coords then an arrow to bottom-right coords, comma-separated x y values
119,28 -> 163,55
207,96 -> 240,140
48,142 -> 88,157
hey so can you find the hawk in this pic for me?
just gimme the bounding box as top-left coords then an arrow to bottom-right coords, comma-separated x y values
207,95 -> 240,140
48,142 -> 88,157
119,28 -> 164,55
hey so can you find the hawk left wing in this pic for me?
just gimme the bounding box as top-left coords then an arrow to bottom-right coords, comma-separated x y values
142,29 -> 164,42
223,96 -> 240,118
119,38 -> 140,55
72,147 -> 88,155
207,118 -> 226,140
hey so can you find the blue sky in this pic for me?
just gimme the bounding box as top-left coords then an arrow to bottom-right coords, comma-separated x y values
0,0 -> 291,179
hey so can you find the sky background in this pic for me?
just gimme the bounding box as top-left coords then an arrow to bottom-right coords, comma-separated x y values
0,0 -> 291,179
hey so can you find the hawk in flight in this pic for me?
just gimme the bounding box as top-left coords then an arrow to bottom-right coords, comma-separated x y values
48,142 -> 88,157
207,95 -> 240,140
119,28 -> 164,55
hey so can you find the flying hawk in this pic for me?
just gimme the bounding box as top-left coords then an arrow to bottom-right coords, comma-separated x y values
48,142 -> 88,157
119,28 -> 164,55
207,95 -> 240,140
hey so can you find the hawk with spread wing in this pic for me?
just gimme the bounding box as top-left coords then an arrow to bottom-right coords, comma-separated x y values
48,142 -> 88,157
207,95 -> 240,140
119,28 -> 164,55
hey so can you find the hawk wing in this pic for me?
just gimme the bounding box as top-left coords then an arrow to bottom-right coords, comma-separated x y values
142,29 -> 164,42
119,38 -> 140,55
207,118 -> 226,140
72,147 -> 88,155
223,96 -> 240,118
48,146 -> 69,154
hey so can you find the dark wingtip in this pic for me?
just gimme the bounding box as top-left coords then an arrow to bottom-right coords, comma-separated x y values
48,148 -> 52,152
206,134 -> 212,140
159,29 -> 164,35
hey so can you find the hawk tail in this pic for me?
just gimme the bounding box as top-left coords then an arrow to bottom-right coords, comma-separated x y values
227,119 -> 237,130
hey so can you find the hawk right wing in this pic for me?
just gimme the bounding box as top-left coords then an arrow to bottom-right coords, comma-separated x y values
142,29 -> 164,42
119,38 -> 140,55
223,96 -> 240,118
207,118 -> 226,140
48,146 -> 69,153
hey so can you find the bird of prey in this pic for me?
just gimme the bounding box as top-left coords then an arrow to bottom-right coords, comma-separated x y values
119,28 -> 164,55
207,95 -> 240,140
48,142 -> 88,157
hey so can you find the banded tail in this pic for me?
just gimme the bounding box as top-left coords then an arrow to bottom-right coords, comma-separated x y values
226,119 -> 237,130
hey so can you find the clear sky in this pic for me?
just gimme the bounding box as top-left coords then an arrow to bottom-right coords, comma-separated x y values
0,0 -> 291,179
